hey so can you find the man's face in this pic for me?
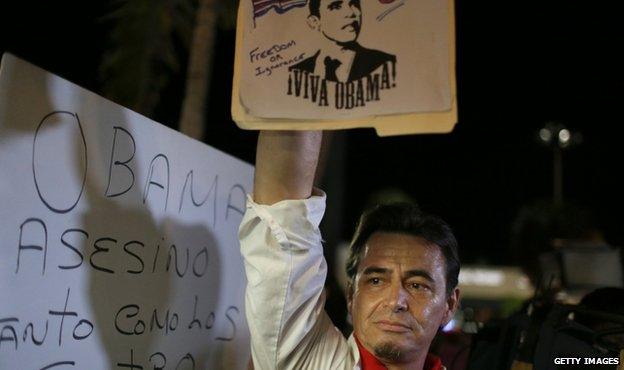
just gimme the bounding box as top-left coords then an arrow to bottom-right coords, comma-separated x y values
310,0 -> 362,44
348,232 -> 459,364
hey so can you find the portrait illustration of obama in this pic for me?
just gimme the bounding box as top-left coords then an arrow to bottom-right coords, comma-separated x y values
290,0 -> 397,83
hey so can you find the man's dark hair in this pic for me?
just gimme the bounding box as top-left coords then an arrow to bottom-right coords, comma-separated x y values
309,0 -> 321,17
346,203 -> 460,297
309,0 -> 361,18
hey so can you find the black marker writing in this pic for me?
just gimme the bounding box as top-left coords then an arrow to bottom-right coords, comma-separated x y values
23,321 -> 48,345
105,126 -> 136,198
123,241 -> 145,274
250,40 -> 296,63
175,353 -> 195,370
59,229 -> 87,270
1,290 -> 93,352
32,111 -> 87,214
166,245 -> 189,278
143,154 -> 170,212
90,237 -> 117,274
118,350 -> 197,370
16,218 -> 47,275
149,352 -> 166,370
226,184 -> 246,220
117,349 -> 142,369
178,171 -> 218,228
49,288 -> 78,346
40,361 -> 76,370
255,53 -> 305,77
187,296 -> 202,331
216,306 -> 239,342
192,247 -> 208,278
0,317 -> 19,350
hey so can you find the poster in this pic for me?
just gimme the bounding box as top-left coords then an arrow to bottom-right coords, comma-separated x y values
233,0 -> 456,133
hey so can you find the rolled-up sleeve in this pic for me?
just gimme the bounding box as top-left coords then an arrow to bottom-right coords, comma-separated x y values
239,190 -> 353,369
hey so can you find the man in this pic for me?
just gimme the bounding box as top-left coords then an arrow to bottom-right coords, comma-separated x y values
289,0 -> 396,82
239,131 -> 460,369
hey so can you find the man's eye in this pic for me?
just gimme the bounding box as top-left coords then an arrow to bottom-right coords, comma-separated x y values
368,277 -> 381,285
410,283 -> 429,291
329,2 -> 342,10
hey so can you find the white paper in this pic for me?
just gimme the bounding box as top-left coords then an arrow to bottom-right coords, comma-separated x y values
0,54 -> 254,370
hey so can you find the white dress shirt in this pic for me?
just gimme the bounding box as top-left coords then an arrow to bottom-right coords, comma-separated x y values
239,190 -> 363,369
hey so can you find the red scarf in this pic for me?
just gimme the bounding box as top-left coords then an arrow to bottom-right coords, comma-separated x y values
354,336 -> 444,370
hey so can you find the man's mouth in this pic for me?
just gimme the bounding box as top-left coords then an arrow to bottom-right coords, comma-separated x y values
375,320 -> 411,333
341,21 -> 360,31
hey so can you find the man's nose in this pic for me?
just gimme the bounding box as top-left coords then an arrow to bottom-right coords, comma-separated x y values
346,5 -> 359,18
387,283 -> 409,313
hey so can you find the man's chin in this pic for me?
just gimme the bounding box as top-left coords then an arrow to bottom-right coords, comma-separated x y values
338,34 -> 358,43
373,341 -> 408,363
368,330 -> 422,362
321,30 -> 359,46
335,38 -> 359,49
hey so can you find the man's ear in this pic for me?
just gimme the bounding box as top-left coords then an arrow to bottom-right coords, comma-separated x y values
441,288 -> 460,327
306,15 -> 320,31
346,281 -> 354,314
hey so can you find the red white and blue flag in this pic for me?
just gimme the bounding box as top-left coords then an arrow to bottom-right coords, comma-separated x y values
252,0 -> 308,18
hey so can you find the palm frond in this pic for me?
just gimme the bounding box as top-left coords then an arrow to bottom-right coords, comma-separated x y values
99,0 -> 196,116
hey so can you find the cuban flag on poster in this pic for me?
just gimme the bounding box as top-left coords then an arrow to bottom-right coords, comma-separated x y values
252,0 -> 308,19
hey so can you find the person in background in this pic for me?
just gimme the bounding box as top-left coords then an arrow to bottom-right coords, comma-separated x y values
576,287 -> 624,350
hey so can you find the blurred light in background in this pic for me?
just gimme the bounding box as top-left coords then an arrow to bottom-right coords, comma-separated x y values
459,266 -> 533,300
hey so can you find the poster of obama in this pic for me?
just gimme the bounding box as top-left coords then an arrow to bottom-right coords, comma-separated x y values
238,0 -> 453,120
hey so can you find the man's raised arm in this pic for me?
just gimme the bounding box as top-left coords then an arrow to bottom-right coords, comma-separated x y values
242,130 -> 353,369
253,130 -> 323,204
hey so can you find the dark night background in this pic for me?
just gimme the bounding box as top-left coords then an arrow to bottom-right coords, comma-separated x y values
1,0 -> 623,267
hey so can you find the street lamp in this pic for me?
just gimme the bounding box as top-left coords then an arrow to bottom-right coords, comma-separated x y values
537,122 -> 583,204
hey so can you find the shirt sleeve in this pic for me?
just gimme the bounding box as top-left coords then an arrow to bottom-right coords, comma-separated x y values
239,190 -> 353,370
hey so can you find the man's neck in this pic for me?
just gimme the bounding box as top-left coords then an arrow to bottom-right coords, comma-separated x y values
379,349 -> 427,370
321,39 -> 355,59
316,38 -> 356,81
383,358 -> 426,370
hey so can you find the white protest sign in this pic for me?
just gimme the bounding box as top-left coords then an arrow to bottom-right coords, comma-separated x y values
0,54 -> 254,370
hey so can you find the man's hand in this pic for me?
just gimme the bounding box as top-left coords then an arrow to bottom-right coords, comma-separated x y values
253,131 -> 323,205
